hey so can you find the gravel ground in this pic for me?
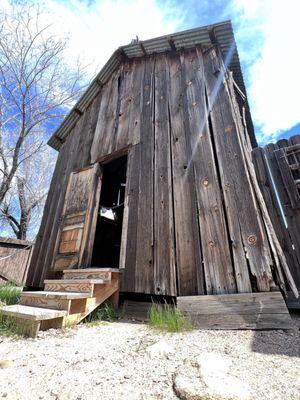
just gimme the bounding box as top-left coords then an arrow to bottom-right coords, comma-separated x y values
0,315 -> 299,400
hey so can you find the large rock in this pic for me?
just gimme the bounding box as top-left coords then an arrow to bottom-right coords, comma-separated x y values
173,353 -> 250,400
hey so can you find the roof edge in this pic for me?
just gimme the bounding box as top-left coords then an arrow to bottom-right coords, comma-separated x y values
48,20 -> 246,151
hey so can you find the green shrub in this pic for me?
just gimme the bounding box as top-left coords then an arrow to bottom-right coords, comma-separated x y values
0,311 -> 22,337
148,302 -> 193,332
83,301 -> 117,324
0,282 -> 22,305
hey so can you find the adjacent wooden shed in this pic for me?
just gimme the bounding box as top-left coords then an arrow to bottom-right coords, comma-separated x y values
0,237 -> 33,285
26,21 -> 297,303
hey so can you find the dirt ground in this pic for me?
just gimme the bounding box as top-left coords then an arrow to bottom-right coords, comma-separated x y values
0,314 -> 299,400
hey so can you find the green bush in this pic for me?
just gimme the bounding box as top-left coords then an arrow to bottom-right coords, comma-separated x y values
0,282 -> 22,306
0,311 -> 22,337
83,301 -> 117,324
148,302 -> 193,332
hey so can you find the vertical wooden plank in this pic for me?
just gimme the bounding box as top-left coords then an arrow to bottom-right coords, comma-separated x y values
203,47 -> 274,292
80,93 -> 102,168
252,147 -> 300,290
167,52 -> 204,295
153,54 -> 176,296
121,145 -> 141,292
182,48 -> 237,294
90,73 -> 117,163
127,59 -> 144,146
113,62 -> 134,151
135,57 -> 155,294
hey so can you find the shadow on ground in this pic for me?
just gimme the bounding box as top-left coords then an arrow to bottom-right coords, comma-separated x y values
251,311 -> 300,357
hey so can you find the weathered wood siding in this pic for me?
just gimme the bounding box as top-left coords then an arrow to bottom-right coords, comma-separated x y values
252,135 -> 300,292
0,238 -> 33,285
27,46 -> 294,297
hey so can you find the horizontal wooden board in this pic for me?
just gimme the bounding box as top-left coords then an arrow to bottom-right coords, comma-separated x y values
1,305 -> 67,321
177,292 -> 293,329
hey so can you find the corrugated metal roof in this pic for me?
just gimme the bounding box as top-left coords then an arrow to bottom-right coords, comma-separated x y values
48,20 -> 247,150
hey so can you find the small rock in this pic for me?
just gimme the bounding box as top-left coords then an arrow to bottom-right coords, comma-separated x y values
146,340 -> 175,359
0,361 -> 11,369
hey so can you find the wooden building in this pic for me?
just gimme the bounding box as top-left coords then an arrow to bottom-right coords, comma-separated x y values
0,237 -> 33,285
25,21 -> 297,302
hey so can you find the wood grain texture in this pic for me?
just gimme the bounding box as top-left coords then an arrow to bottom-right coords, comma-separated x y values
177,292 -> 293,329
203,47 -> 274,293
153,54 -> 176,296
26,47 -> 292,300
182,48 -> 236,295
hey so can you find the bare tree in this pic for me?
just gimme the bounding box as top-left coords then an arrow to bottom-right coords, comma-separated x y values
0,2 -> 86,239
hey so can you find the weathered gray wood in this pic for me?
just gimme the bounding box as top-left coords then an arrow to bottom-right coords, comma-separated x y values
177,292 -> 293,329
135,57 -> 155,294
153,54 -> 176,296
203,47 -> 274,293
252,147 -> 300,292
167,52 -> 203,296
275,148 -> 300,208
90,73 -> 117,163
182,48 -> 236,294
121,145 -> 140,292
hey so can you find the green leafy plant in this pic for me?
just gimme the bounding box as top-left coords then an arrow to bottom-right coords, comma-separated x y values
0,311 -> 22,337
148,302 -> 193,332
0,282 -> 22,305
83,301 -> 117,324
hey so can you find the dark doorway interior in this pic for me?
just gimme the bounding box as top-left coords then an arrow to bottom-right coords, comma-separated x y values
91,155 -> 127,268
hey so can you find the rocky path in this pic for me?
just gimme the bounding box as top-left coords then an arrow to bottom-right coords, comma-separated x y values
0,319 -> 299,400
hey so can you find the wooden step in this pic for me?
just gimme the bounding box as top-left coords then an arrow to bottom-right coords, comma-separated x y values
20,291 -> 91,311
1,304 -> 67,321
22,291 -> 91,299
62,268 -> 122,281
1,305 -> 67,338
44,279 -> 106,296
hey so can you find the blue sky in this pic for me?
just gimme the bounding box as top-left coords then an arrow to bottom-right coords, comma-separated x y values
3,0 -> 299,146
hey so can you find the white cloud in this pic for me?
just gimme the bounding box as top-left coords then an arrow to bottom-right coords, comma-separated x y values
40,0 -> 183,76
233,0 -> 300,143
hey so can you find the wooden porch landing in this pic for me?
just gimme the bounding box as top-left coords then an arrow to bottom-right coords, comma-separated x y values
177,292 -> 293,330
1,268 -> 121,337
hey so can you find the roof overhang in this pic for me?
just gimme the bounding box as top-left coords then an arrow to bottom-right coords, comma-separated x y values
48,20 -> 246,150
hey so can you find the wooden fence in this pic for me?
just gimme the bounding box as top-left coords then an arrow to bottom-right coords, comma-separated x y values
0,237 -> 34,286
252,135 -> 300,304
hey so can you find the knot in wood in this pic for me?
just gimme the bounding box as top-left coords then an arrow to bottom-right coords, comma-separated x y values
160,95 -> 164,100
203,178 -> 209,187
225,125 -> 232,133
247,234 -> 257,245
213,204 -> 219,212
199,133 -> 203,138
188,80 -> 192,86
208,240 -> 215,248
192,101 -> 197,107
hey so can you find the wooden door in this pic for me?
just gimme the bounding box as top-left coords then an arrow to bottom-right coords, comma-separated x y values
51,164 -> 102,272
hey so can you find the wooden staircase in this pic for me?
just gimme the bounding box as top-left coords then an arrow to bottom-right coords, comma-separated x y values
1,268 -> 121,338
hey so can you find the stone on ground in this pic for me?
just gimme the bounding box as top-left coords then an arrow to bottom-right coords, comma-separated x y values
173,353 -> 250,400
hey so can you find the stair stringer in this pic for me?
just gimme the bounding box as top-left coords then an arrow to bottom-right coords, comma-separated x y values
63,276 -> 119,327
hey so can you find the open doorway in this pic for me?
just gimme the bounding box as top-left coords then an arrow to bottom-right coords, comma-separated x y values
91,154 -> 127,268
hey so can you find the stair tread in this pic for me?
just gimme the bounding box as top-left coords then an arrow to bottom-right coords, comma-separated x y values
63,268 -> 122,274
22,291 -> 91,299
44,279 -> 107,284
1,305 -> 67,321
